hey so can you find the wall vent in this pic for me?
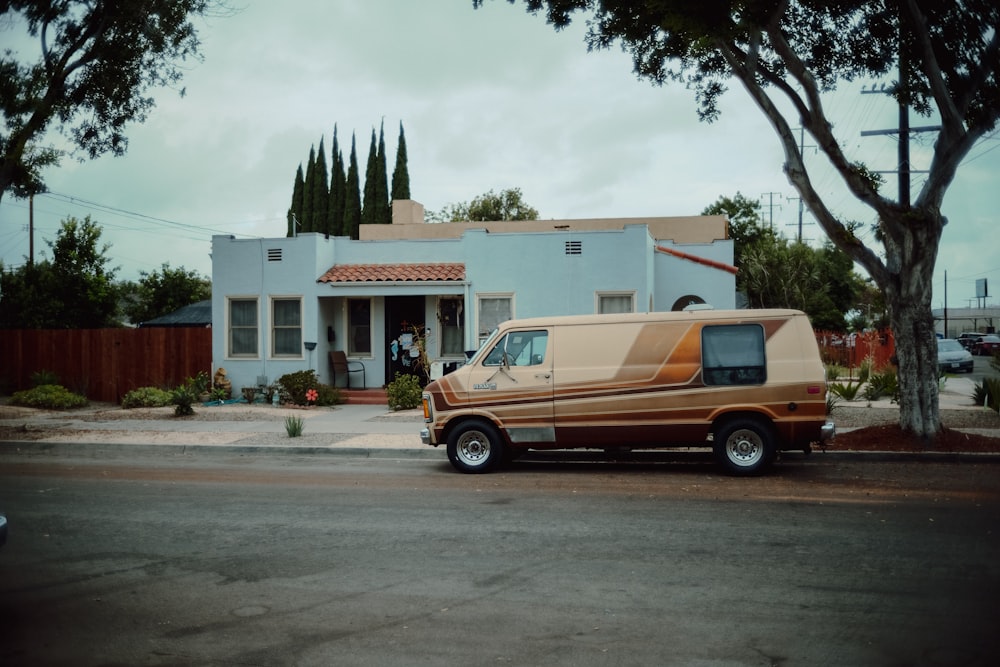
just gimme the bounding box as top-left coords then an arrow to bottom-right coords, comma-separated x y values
565,240 -> 582,255
267,248 -> 283,262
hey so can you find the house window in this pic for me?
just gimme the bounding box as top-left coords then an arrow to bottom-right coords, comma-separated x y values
438,297 -> 465,356
702,324 -> 766,386
271,297 -> 302,357
348,298 -> 372,356
477,294 -> 513,343
228,297 -> 258,357
597,291 -> 635,314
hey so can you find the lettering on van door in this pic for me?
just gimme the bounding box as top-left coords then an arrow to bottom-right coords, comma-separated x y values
473,382 -> 497,390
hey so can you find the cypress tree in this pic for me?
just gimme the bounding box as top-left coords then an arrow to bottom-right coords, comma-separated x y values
288,163 -> 304,237
329,125 -> 346,237
313,136 -> 330,235
391,121 -> 410,202
374,120 -> 390,224
302,145 -> 316,233
361,128 -> 378,227
343,133 -> 362,240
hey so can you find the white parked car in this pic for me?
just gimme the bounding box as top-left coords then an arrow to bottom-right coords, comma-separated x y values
937,338 -> 974,374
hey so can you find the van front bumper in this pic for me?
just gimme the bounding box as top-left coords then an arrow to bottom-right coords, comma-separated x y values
420,428 -> 432,446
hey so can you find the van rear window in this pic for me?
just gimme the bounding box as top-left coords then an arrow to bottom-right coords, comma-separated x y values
701,324 -> 766,385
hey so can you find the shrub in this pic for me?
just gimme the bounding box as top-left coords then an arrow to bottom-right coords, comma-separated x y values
277,370 -> 321,406
315,383 -> 341,406
824,364 -> 847,382
828,380 -> 862,401
284,415 -> 305,437
973,378 -> 1000,413
121,387 -> 173,409
171,384 -> 197,417
10,384 -> 88,409
386,372 -> 422,410
863,367 -> 899,403
185,371 -> 210,395
30,370 -> 60,387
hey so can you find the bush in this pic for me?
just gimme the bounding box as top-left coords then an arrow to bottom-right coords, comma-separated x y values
824,364 -> 847,381
10,384 -> 88,410
171,385 -> 197,417
273,371 -> 339,406
284,415 -> 305,437
315,383 -> 341,406
121,386 -> 173,409
277,370 -> 320,406
829,380 -> 862,401
30,370 -> 60,387
973,378 -> 1000,413
386,373 -> 423,410
863,367 -> 898,403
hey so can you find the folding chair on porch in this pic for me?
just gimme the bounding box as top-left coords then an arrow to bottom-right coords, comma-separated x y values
329,350 -> 365,389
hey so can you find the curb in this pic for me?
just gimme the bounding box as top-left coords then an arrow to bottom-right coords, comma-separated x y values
3,440 -> 999,465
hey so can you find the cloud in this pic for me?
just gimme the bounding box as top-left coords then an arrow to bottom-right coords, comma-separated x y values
0,0 -> 995,306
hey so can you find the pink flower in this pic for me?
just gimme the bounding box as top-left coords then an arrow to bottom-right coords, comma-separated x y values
306,389 -> 318,404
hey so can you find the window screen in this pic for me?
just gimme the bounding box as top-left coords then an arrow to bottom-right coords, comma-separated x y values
702,324 -> 766,385
478,296 -> 512,341
348,298 -> 372,355
229,298 -> 258,357
272,298 -> 302,356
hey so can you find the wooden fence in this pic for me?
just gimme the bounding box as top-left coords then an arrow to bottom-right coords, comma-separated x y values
0,328 -> 212,404
814,329 -> 896,372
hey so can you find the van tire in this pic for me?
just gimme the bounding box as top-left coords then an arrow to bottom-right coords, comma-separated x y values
447,420 -> 504,474
713,418 -> 776,476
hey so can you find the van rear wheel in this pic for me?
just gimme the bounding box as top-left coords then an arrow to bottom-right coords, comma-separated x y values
447,420 -> 504,474
713,418 -> 776,476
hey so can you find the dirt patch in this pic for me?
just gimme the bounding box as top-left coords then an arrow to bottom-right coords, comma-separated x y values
830,405 -> 1000,453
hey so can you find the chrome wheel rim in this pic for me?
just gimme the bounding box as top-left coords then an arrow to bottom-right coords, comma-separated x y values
724,428 -> 764,467
456,429 -> 492,467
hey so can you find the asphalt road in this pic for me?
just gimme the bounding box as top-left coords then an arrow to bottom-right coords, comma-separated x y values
1,452 -> 998,666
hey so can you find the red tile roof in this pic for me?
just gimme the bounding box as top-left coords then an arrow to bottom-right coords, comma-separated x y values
318,262 -> 466,283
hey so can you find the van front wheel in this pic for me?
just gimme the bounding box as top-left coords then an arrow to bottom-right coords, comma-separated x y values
447,420 -> 504,474
713,418 -> 775,476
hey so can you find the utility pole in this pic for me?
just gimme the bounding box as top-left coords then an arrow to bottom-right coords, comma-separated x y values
29,194 -> 34,266
761,192 -> 782,230
789,127 -> 817,242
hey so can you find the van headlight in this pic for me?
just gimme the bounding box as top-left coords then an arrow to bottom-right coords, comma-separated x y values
422,393 -> 433,422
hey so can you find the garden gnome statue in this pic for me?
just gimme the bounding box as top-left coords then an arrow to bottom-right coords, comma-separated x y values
213,367 -> 232,398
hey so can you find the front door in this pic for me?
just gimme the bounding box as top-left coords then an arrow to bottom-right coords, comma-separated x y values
385,296 -> 426,385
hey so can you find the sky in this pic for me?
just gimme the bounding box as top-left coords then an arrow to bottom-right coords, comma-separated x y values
1,0 -> 997,311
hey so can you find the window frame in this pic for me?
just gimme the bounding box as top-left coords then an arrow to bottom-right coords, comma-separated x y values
476,293 -> 514,345
437,296 -> 466,357
596,290 -> 636,314
701,323 -> 767,386
270,296 -> 303,358
347,297 -> 373,357
227,296 -> 260,359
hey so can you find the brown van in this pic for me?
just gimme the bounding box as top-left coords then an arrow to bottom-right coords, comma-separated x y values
421,309 -> 834,475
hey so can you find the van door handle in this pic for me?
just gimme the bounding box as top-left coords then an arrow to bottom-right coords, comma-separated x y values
536,373 -> 551,380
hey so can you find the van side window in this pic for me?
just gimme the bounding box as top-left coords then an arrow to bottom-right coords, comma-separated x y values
483,330 -> 548,367
702,324 -> 766,385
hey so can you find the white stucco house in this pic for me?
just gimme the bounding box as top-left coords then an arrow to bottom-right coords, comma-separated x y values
210,200 -> 737,392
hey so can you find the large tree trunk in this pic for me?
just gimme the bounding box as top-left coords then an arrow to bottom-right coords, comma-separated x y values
880,209 -> 944,443
887,284 -> 940,442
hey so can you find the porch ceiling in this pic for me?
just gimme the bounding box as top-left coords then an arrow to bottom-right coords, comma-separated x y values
318,262 -> 466,283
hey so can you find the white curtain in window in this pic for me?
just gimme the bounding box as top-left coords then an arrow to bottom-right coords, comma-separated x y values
599,294 -> 633,314
230,300 -> 257,355
478,297 -> 512,338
